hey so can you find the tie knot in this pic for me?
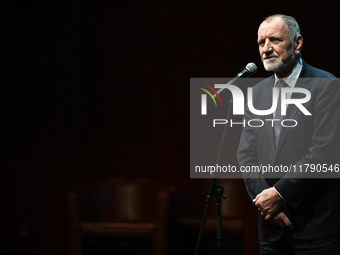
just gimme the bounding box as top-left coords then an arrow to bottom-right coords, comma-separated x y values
276,79 -> 287,88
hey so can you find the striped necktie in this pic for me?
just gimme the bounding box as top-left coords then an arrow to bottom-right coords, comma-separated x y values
274,79 -> 287,147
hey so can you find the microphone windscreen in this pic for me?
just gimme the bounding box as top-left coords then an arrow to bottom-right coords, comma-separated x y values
246,62 -> 257,74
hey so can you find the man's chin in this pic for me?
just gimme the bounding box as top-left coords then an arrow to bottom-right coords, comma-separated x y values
264,65 -> 276,72
263,62 -> 284,72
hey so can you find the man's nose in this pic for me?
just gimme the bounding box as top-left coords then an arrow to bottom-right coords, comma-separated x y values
262,41 -> 273,53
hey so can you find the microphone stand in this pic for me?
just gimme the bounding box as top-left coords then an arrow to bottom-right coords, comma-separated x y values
194,95 -> 233,255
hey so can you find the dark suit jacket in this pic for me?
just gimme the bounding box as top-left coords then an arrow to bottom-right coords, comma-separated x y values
237,60 -> 340,242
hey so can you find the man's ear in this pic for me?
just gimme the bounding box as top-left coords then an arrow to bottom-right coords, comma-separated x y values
295,35 -> 303,54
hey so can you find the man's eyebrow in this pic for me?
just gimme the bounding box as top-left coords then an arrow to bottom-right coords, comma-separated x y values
257,35 -> 283,43
270,35 -> 283,39
257,37 -> 265,44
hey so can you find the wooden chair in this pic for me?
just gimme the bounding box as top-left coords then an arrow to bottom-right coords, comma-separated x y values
67,178 -> 170,255
171,179 -> 259,255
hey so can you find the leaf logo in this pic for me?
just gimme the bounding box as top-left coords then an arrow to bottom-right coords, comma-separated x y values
197,82 -> 222,106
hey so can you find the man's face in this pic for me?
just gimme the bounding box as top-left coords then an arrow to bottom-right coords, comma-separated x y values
257,17 -> 298,77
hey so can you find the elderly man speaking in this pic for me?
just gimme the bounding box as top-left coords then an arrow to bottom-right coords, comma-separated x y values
237,14 -> 340,254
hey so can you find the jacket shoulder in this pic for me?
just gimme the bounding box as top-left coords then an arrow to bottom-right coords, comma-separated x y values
302,61 -> 336,78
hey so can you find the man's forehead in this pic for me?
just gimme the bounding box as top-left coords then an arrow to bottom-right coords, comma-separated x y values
258,18 -> 288,38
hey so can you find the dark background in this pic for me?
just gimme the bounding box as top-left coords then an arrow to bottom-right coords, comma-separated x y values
2,1 -> 340,254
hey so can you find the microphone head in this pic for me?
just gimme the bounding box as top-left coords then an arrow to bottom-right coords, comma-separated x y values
246,62 -> 257,74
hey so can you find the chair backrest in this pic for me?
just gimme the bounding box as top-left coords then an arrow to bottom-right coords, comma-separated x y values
70,179 -> 168,223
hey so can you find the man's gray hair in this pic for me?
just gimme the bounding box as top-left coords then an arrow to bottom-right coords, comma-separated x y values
264,14 -> 301,42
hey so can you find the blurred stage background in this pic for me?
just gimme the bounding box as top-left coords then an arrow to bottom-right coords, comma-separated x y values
2,1 -> 340,254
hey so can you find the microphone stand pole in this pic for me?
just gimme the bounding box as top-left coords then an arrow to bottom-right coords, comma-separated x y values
194,95 -> 233,255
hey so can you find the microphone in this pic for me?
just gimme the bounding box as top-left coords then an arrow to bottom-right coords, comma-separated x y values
214,62 -> 257,97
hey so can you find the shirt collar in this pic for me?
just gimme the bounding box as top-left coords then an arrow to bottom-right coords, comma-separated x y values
274,58 -> 303,88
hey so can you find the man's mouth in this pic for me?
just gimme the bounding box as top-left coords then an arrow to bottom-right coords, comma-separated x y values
263,56 -> 277,62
